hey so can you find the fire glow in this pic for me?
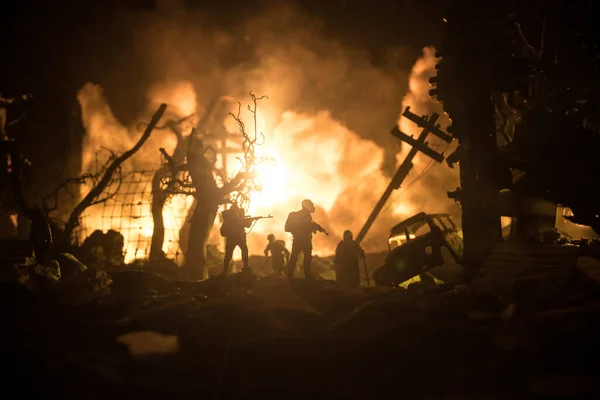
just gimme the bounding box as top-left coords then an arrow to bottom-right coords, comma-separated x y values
74,46 -> 457,265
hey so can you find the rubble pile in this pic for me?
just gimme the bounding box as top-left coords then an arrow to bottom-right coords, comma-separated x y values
79,229 -> 125,268
1,251 -> 113,306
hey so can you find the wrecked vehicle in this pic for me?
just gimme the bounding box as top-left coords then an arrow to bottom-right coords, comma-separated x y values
373,212 -> 463,287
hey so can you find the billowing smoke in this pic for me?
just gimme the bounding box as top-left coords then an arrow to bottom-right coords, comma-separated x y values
396,46 -> 460,224
75,1 -> 459,261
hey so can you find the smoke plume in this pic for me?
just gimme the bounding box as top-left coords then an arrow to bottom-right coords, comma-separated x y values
75,1 -> 459,261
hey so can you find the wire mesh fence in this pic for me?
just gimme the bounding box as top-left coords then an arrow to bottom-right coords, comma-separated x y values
75,169 -> 194,264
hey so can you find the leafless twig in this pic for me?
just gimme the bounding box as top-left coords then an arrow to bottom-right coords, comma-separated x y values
227,91 -> 273,209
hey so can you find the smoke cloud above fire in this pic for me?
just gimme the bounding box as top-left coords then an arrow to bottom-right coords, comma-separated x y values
75,1 -> 459,261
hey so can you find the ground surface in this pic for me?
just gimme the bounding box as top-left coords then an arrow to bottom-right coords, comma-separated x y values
3,269 -> 600,399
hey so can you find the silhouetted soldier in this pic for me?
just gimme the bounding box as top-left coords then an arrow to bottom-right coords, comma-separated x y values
284,199 -> 328,280
264,233 -> 290,276
220,204 -> 252,276
334,230 -> 366,287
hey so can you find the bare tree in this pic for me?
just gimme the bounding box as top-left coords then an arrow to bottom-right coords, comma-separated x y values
227,91 -> 273,208
148,116 -> 196,259
182,91 -> 271,280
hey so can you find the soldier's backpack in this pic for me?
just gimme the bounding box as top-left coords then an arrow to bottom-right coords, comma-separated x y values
220,210 -> 233,237
219,223 -> 228,237
284,211 -> 299,234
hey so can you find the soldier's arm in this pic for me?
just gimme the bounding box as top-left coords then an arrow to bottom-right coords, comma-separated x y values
312,221 -> 324,233
237,214 -> 252,228
264,244 -> 270,257
359,247 -> 366,259
356,242 -> 366,258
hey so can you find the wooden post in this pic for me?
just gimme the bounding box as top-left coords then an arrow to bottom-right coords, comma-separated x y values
356,107 -> 452,244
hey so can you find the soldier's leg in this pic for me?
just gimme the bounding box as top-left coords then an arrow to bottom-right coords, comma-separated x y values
302,243 -> 313,278
223,238 -> 235,276
273,258 -> 283,275
350,261 -> 361,287
239,239 -> 249,269
336,263 -> 346,286
287,244 -> 301,279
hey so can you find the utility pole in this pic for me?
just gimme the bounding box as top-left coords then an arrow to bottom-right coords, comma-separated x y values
356,107 -> 453,244
204,129 -> 243,179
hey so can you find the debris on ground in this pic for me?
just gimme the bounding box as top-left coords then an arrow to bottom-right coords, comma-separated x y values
3,249 -> 600,398
116,331 -> 180,358
78,229 -> 125,269
8,251 -> 112,306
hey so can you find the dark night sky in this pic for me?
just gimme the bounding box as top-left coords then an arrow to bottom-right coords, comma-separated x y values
2,0 -> 452,97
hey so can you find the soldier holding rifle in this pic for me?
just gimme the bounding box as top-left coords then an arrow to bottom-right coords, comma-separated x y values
284,199 -> 328,281
220,203 -> 272,276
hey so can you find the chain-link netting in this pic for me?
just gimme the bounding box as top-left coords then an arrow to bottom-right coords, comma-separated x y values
75,170 -> 194,264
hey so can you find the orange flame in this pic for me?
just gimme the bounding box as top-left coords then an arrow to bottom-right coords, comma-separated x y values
74,46 -> 458,265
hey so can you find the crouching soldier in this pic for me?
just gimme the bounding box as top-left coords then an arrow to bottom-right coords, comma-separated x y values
264,234 -> 290,276
334,230 -> 366,287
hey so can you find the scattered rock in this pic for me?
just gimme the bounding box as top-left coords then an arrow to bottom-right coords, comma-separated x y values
116,330 -> 179,358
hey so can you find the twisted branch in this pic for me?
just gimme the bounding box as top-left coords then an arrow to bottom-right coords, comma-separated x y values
62,103 -> 167,244
227,91 -> 273,208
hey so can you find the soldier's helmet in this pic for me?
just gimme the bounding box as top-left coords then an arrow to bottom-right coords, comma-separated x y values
267,234 -> 275,241
301,199 -> 315,213
343,230 -> 353,240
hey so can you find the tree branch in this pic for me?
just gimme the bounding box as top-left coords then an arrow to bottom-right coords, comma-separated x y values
62,104 -> 167,243
219,170 -> 252,199
139,114 -> 196,136
225,91 -> 273,208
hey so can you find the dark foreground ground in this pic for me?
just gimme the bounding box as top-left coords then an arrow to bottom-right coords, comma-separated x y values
2,268 -> 600,399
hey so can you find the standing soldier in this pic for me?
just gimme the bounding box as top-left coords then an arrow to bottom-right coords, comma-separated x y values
334,230 -> 366,287
264,234 -> 290,276
220,204 -> 252,276
284,199 -> 328,280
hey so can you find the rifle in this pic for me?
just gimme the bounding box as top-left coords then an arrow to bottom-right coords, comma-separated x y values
244,215 -> 273,222
313,221 -> 329,236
